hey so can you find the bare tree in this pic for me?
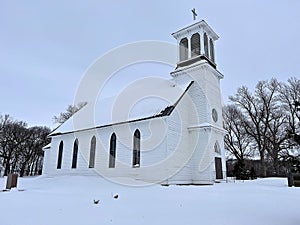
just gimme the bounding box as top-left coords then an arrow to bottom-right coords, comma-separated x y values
0,114 -> 50,176
223,104 -> 253,162
224,104 -> 254,178
278,77 -> 300,146
0,116 -> 27,175
53,102 -> 87,124
265,107 -> 289,175
229,79 -> 279,177
19,126 -> 50,177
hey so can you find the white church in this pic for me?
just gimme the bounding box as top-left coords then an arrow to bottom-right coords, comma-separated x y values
42,19 -> 227,185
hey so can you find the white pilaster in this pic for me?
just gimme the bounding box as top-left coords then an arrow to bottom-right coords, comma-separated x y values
187,35 -> 191,59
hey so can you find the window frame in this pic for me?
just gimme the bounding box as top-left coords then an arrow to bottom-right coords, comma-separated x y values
109,133 -> 117,168
71,139 -> 79,169
191,33 -> 201,58
57,141 -> 63,169
132,129 -> 141,168
179,38 -> 189,61
89,136 -> 96,168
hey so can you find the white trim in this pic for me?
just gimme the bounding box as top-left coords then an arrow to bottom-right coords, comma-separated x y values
170,60 -> 224,79
42,143 -> 51,151
188,123 -> 227,134
172,20 -> 219,41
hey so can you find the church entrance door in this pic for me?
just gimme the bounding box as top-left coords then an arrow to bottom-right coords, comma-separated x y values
215,157 -> 223,179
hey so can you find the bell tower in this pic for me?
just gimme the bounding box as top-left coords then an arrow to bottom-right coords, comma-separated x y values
171,20 -> 219,69
170,18 -> 226,182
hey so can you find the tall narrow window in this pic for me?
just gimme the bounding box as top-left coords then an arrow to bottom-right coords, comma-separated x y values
72,139 -> 79,169
109,133 -> 116,168
210,38 -> 215,62
57,141 -> 63,169
132,129 -> 140,168
89,136 -> 96,168
191,33 -> 200,57
204,33 -> 209,58
179,38 -> 188,61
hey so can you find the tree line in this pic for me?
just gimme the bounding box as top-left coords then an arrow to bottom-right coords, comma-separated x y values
0,102 -> 85,178
0,114 -> 50,177
224,77 -> 300,178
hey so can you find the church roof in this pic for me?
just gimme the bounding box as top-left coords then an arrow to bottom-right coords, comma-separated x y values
49,79 -> 194,136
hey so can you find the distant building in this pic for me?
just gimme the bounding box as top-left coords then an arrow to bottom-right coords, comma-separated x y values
43,20 -> 226,185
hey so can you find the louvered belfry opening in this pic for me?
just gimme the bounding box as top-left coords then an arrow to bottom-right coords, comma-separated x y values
191,33 -> 200,58
179,38 -> 188,61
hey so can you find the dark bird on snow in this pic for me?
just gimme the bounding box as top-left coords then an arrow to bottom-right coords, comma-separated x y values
93,199 -> 100,204
113,194 -> 119,199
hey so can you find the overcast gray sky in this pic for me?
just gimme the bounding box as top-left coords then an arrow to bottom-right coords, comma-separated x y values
1,0 -> 299,128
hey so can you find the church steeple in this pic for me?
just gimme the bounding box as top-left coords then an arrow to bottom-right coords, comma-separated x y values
171,20 -> 219,69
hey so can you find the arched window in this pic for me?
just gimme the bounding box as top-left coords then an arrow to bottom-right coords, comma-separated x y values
132,129 -> 141,168
204,33 -> 209,58
89,136 -> 96,168
214,141 -> 221,154
57,141 -> 63,169
210,38 -> 215,62
191,33 -> 200,57
109,133 -> 116,168
179,38 -> 188,61
71,139 -> 79,169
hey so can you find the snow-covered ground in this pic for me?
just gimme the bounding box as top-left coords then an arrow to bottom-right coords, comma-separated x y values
0,176 -> 299,225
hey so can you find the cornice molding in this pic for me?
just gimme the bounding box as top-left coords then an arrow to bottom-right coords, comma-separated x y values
170,59 -> 224,79
188,123 -> 227,134
172,20 -> 219,41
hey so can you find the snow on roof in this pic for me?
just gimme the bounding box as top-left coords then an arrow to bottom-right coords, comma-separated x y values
50,78 -> 193,136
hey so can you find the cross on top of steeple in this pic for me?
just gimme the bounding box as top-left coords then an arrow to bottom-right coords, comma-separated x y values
191,8 -> 197,21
